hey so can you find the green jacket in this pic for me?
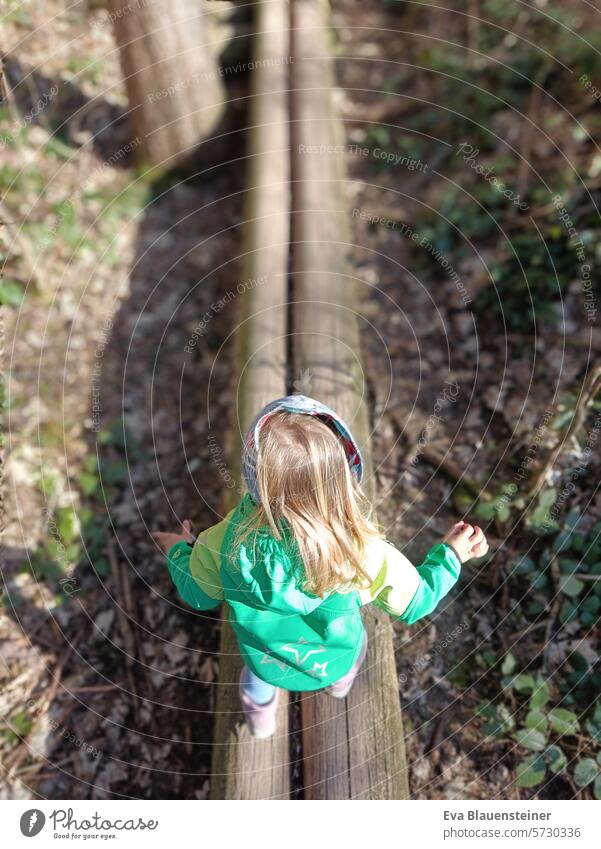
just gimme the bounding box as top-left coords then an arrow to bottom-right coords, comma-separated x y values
166,493 -> 462,691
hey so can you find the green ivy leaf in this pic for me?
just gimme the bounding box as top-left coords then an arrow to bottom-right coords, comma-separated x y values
546,745 -> 567,774
560,601 -> 579,624
582,596 -> 600,614
479,702 -> 514,738
530,681 -> 551,710
594,774 -> 601,800
475,500 -> 497,520
574,758 -> 599,788
497,505 -> 510,522
569,650 -> 590,672
514,555 -> 536,575
548,708 -> 580,736
540,488 -> 558,509
94,556 -> 110,577
482,650 -> 497,668
514,728 -> 547,751
100,460 -> 129,485
564,509 -> 581,531
559,575 -> 585,597
502,653 -> 516,675
553,531 -> 572,554
528,489 -> 558,533
516,754 -> 547,788
526,710 -> 549,734
571,532 -> 586,552
54,506 -> 80,545
513,673 -> 536,694
558,558 -> 580,574
78,472 -> 99,496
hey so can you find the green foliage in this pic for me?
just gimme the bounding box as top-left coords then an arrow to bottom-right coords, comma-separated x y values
0,279 -> 25,308
574,758 -> 598,788
480,680 -> 599,792
24,416 -> 141,589
548,708 -> 580,736
43,135 -> 75,161
516,754 -> 547,788
65,55 -> 103,87
476,227 -> 590,333
390,3 -> 601,338
501,653 -> 516,675
0,162 -> 45,194
413,185 -> 596,333
585,701 -> 601,743
507,519 -> 600,637
512,673 -> 536,695
3,2 -> 34,26
546,745 -> 567,774
515,743 -> 573,788
478,702 -> 515,738
527,488 -> 559,534
526,709 -> 548,734
514,727 -> 546,752
54,506 -> 80,544
0,709 -> 33,744
51,198 -> 95,253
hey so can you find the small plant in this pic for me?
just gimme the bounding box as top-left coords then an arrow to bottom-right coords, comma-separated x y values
478,663 -> 601,795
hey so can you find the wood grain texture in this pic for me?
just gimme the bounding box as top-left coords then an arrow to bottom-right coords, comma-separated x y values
210,0 -> 291,800
290,0 -> 410,800
109,0 -> 225,167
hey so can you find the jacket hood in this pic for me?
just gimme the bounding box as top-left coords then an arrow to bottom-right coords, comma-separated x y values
241,394 -> 364,504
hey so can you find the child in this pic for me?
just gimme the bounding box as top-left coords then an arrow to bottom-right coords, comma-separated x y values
153,394 -> 488,739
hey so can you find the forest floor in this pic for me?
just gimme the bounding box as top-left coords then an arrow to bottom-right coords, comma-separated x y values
2,0 -> 600,800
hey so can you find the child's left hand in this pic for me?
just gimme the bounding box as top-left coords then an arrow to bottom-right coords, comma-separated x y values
153,520 -> 195,554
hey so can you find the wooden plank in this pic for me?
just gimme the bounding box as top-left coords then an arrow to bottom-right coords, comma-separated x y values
210,0 -> 291,800
289,0 -> 410,799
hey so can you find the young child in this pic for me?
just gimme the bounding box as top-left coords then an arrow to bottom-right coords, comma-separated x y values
153,395 -> 488,739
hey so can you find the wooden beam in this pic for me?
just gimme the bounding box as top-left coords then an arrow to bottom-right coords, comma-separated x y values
210,0 -> 291,800
290,0 -> 410,799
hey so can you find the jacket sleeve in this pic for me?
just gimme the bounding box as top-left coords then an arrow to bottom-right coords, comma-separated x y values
359,537 -> 462,624
166,511 -> 233,610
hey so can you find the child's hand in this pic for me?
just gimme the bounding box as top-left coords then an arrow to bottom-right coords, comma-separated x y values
468,525 -> 489,559
153,520 -> 195,554
443,521 -> 488,563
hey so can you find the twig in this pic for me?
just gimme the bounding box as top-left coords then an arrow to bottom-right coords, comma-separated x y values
14,757 -> 70,780
524,364 -> 601,502
5,639 -> 76,778
428,708 -> 450,767
508,620 -> 549,642
418,446 -> 486,500
69,684 -> 121,694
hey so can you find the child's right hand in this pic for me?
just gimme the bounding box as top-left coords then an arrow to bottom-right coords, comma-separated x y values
443,521 -> 488,563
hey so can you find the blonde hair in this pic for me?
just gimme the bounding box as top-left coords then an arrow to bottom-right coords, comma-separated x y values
232,411 -> 383,597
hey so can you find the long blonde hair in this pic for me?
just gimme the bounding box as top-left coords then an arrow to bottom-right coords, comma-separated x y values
231,410 -> 383,597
